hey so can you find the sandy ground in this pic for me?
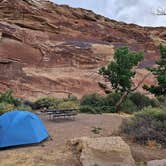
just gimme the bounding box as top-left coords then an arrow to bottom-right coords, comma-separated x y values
0,113 -> 165,166
0,114 -> 122,166
43,113 -> 122,148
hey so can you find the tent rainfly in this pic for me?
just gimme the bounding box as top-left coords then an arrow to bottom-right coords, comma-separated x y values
0,111 -> 49,148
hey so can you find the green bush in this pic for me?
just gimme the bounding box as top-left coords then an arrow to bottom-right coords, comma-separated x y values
0,103 -> 14,115
0,90 -> 25,115
121,99 -> 138,114
129,92 -> 152,110
80,93 -> 105,107
33,97 -> 61,109
0,103 -> 33,115
100,106 -> 116,113
135,107 -> 166,121
63,95 -> 78,102
79,105 -> 98,114
0,90 -> 22,106
104,93 -> 121,106
123,107 -> 166,146
80,93 -> 118,114
16,105 -> 33,112
150,98 -> 160,107
33,96 -> 79,110
157,95 -> 166,107
58,101 -> 79,109
80,92 -> 139,114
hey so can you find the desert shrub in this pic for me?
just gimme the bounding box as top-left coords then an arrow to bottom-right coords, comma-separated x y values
0,90 -> 22,106
0,103 -> 33,115
104,93 -> 121,106
129,92 -> 152,110
80,93 -> 136,114
63,95 -> 78,102
150,98 -> 160,107
123,107 -> 166,146
135,107 -> 166,121
34,95 -> 79,110
80,94 -> 104,114
16,104 -> 33,112
80,92 -> 160,114
57,101 -> 79,109
33,97 -> 61,109
0,103 -> 14,115
80,93 -> 105,107
0,90 -> 24,115
100,106 -> 116,113
104,93 -> 138,113
121,99 -> 138,114
23,100 -> 34,107
79,105 -> 98,114
80,93 -> 118,114
80,105 -> 115,114
157,95 -> 166,107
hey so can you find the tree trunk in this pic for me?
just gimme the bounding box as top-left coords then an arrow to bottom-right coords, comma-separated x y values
115,73 -> 151,113
115,91 -> 129,113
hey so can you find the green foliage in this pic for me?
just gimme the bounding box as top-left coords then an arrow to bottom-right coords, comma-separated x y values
16,105 -> 33,112
129,92 -> 152,110
79,105 -> 100,114
121,99 -> 138,114
0,103 -> 14,115
0,90 -> 22,106
150,98 -> 160,108
80,92 -> 158,114
80,93 -> 105,107
0,102 -> 33,115
80,93 -> 116,114
104,93 -> 121,106
57,101 -> 79,109
99,47 -> 144,93
63,95 -> 78,102
0,90 -> 27,115
34,96 -> 79,110
33,97 -> 60,109
135,107 -> 166,121
157,95 -> 166,107
123,107 -> 166,146
144,44 -> 166,96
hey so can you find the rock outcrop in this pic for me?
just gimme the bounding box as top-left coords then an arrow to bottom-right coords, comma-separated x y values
68,137 -> 136,166
0,0 -> 165,99
147,159 -> 166,166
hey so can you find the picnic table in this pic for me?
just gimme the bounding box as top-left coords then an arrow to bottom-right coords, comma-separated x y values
44,108 -> 78,120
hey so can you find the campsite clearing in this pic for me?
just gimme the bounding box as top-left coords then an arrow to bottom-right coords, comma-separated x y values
0,113 -> 166,166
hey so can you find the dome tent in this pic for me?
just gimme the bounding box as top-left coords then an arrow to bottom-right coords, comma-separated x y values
0,111 -> 49,148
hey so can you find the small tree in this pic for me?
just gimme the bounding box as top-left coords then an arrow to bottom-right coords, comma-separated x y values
99,47 -> 144,112
144,44 -> 166,96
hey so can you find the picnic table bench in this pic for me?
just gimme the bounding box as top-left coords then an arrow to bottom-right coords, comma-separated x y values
44,108 -> 78,120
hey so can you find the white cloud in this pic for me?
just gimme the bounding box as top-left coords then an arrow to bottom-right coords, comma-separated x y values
51,0 -> 166,27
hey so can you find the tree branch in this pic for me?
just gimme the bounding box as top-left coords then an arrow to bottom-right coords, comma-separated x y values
131,72 -> 151,92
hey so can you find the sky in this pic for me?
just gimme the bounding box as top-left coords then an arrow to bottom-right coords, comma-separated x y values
51,0 -> 166,27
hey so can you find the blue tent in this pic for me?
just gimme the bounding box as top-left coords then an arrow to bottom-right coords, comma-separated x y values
0,111 -> 49,148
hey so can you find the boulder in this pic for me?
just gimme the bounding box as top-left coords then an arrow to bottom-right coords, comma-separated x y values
68,136 -> 135,166
147,159 -> 166,166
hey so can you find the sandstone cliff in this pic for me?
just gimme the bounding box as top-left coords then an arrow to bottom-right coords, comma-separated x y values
0,0 -> 165,99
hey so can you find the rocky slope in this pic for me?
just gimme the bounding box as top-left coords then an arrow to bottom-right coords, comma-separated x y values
0,0 -> 165,99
